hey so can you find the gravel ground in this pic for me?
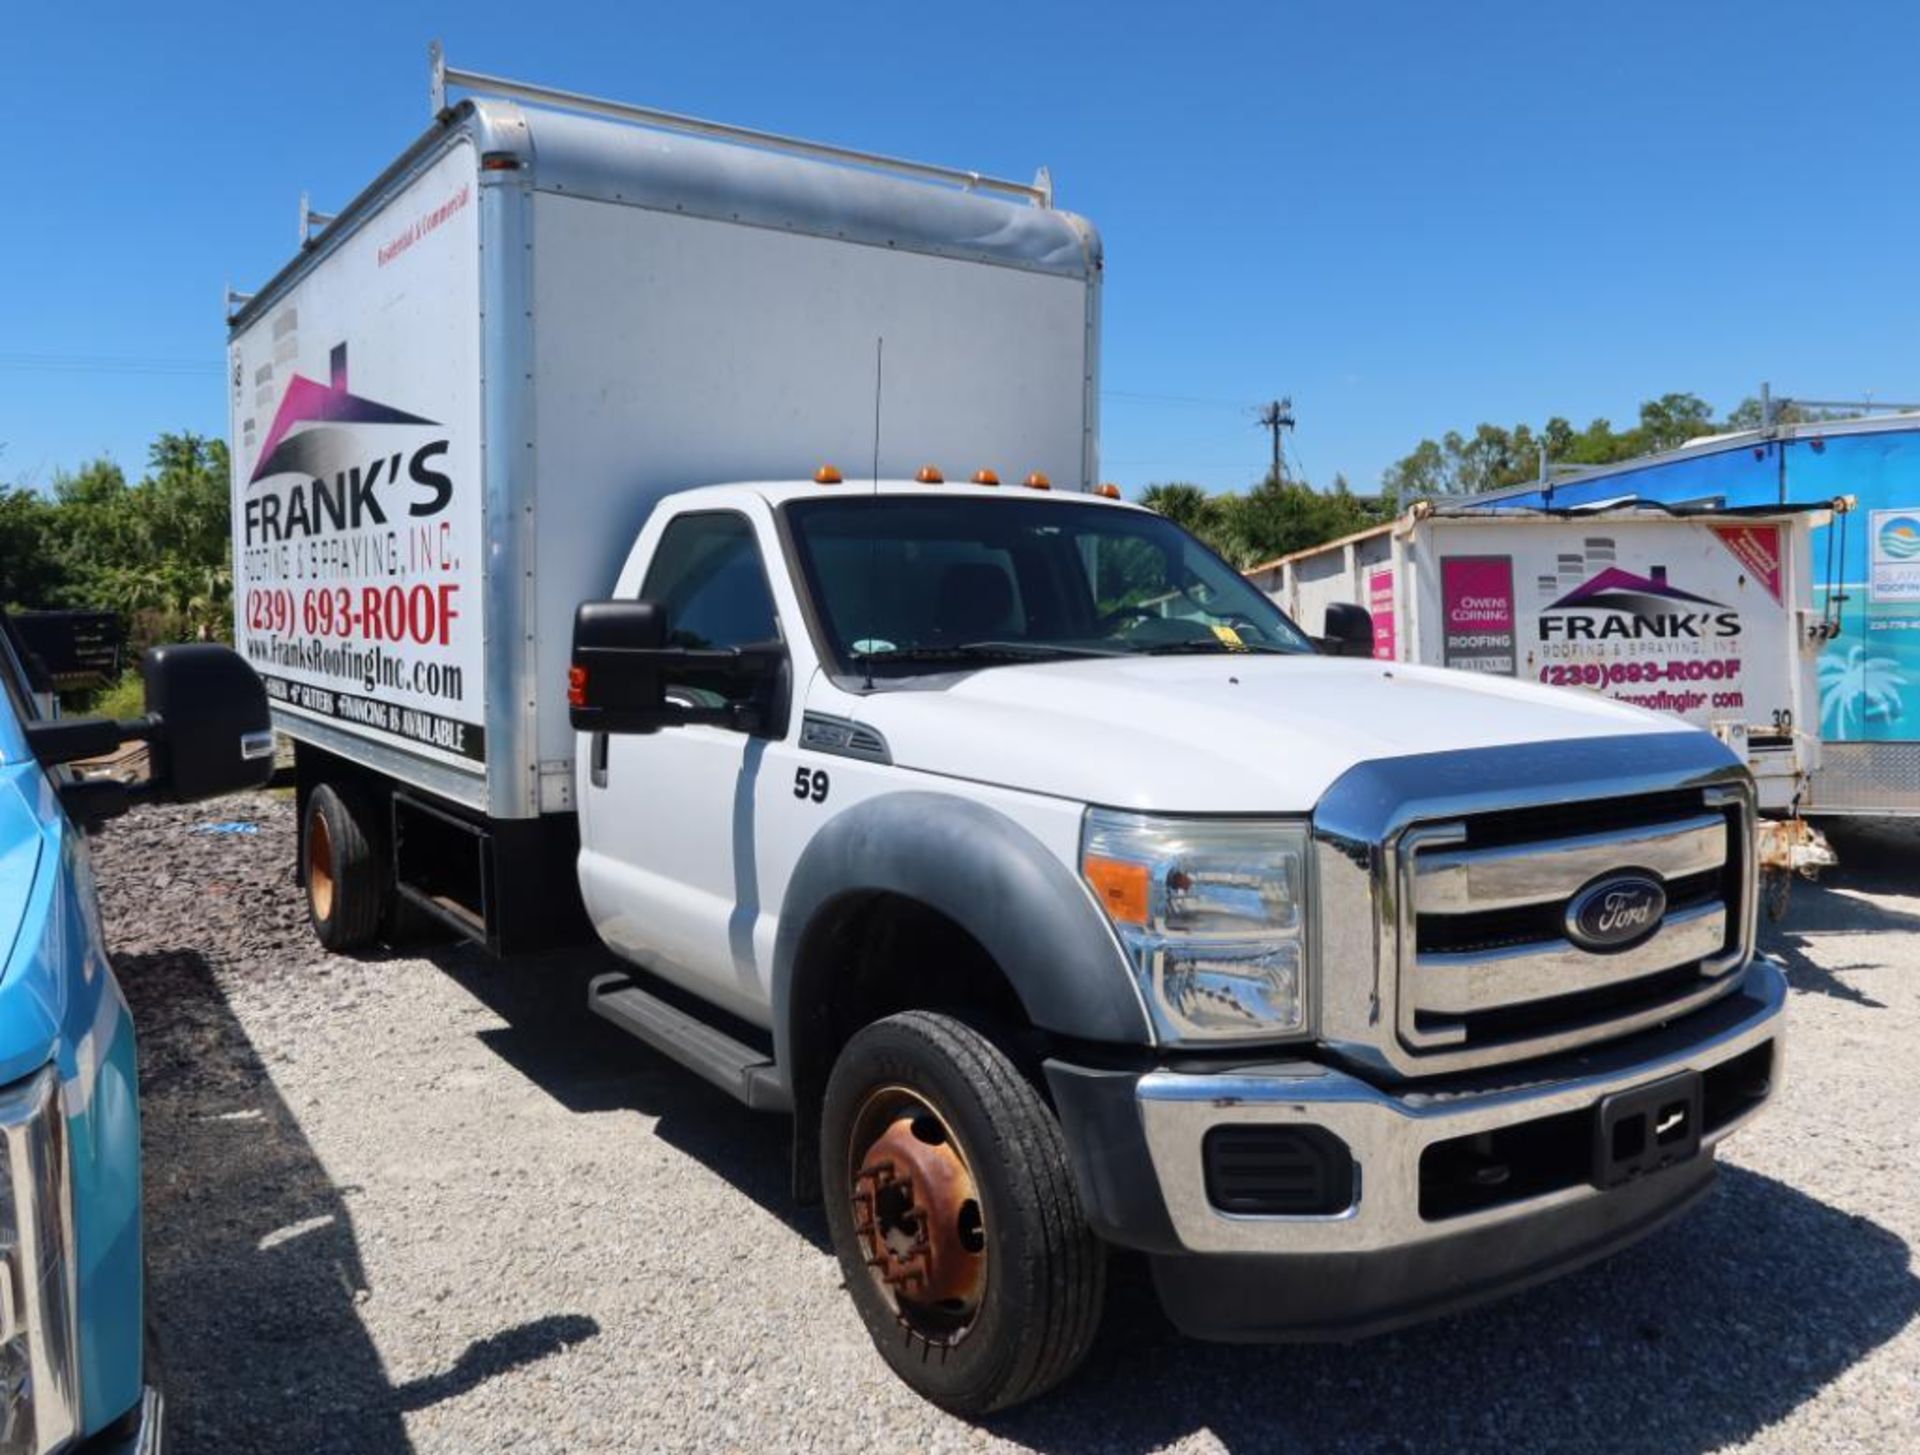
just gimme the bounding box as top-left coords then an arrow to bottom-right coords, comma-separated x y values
96,795 -> 1918,1453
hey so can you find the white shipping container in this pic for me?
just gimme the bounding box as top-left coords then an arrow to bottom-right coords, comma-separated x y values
1249,505 -> 1832,816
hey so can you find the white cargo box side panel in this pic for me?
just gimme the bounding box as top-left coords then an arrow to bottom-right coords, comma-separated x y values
1416,517 -> 1803,736
526,192 -> 1095,782
231,142 -> 488,804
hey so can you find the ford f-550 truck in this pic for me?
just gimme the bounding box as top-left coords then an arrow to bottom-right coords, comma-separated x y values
227,48 -> 1787,1413
0,618 -> 273,1452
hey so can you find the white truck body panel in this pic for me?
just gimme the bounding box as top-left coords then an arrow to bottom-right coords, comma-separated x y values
527,194 -> 1094,812
230,100 -> 1100,820
1251,508 -> 1824,812
230,141 -> 488,784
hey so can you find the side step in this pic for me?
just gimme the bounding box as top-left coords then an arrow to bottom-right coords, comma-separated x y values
588,972 -> 790,1112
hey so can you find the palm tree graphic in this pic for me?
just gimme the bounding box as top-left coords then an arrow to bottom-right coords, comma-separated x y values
1819,644 -> 1910,734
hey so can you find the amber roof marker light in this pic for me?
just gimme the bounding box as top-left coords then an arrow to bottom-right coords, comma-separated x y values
814,464 -> 844,484
915,465 -> 945,484
972,469 -> 1000,486
1024,472 -> 1052,490
1096,482 -> 1122,499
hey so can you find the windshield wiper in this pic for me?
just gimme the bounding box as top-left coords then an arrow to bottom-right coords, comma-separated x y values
854,641 -> 1122,666
1129,639 -> 1298,656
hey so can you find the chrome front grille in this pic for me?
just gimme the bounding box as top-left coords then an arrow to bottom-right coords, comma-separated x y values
1394,785 -> 1751,1065
1310,733 -> 1761,1080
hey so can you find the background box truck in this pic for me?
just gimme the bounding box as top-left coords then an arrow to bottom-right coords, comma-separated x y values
227,47 -> 1787,1412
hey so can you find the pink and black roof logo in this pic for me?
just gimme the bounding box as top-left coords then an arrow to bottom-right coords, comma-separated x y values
248,343 -> 437,485
1543,564 -> 1725,617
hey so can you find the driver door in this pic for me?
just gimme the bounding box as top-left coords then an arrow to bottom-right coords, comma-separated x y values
576,509 -> 785,1023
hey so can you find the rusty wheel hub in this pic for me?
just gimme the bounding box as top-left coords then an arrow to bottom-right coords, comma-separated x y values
307,815 -> 335,922
849,1090 -> 986,1337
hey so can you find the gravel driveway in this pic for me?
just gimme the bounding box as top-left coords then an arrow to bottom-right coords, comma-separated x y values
98,796 -> 1919,1453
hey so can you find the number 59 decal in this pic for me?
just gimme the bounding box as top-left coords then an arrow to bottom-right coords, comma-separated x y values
794,767 -> 830,803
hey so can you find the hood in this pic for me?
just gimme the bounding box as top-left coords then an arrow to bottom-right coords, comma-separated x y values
844,655 -> 1689,812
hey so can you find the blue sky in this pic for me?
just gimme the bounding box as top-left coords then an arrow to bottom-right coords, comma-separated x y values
6,2 -> 1919,498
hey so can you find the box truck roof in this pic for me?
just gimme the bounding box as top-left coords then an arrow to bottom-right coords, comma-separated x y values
232,95 -> 1098,333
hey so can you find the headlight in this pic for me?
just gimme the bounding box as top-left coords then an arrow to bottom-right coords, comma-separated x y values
1081,810 -> 1312,1044
0,1066 -> 77,1455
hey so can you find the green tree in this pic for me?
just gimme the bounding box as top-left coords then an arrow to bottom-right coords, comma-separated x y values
28,433 -> 233,644
0,486 -> 66,609
1381,438 -> 1450,502
1636,392 -> 1715,452
1138,482 -> 1220,539
1382,391 -> 1732,498
1723,396 -> 1860,431
1145,473 -> 1390,569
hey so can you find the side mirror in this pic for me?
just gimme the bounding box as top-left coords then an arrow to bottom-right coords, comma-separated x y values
569,601 -> 787,736
1322,602 -> 1377,659
142,644 -> 276,802
570,601 -> 672,734
26,643 -> 273,828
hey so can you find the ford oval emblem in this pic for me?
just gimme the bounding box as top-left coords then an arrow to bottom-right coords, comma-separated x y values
1566,874 -> 1666,951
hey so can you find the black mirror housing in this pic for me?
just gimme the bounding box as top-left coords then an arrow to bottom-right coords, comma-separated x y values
142,644 -> 276,802
1322,602 -> 1377,659
570,601 -> 674,733
570,600 -> 787,736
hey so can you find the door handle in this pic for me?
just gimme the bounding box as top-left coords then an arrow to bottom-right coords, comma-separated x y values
591,731 -> 609,789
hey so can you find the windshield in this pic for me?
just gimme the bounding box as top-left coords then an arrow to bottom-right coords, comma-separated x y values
784,495 -> 1315,674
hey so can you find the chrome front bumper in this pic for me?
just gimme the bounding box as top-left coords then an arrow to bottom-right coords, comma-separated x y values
91,1387 -> 163,1455
1136,956 -> 1786,1256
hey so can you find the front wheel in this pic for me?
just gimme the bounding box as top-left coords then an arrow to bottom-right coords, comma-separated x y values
820,1011 -> 1105,1414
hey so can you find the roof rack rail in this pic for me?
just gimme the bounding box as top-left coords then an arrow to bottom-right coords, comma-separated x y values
427,40 -> 1054,208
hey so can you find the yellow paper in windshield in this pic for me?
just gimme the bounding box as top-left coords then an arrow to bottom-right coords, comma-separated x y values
1210,624 -> 1248,651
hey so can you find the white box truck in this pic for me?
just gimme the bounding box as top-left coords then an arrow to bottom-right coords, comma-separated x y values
1247,502 -> 1842,907
228,48 -> 1787,1413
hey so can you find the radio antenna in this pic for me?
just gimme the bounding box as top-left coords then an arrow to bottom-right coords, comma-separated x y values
863,336 -> 883,691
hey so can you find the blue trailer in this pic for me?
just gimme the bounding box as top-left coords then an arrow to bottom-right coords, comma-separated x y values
1478,416 -> 1920,815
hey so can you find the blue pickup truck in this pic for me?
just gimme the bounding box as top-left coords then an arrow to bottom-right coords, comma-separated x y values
0,618 -> 271,1454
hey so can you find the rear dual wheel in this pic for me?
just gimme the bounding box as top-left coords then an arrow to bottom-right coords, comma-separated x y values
303,783 -> 384,951
821,1011 -> 1106,1414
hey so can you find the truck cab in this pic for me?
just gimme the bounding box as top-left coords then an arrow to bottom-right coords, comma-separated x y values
561,475 -> 1786,1410
0,619 -> 273,1452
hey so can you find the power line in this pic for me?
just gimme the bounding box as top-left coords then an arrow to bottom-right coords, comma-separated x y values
0,352 -> 224,377
1102,388 -> 1251,409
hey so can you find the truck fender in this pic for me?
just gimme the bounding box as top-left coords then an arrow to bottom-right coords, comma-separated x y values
771,792 -> 1152,1082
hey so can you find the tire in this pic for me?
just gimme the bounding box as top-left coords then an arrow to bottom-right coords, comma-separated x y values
820,1011 -> 1105,1414
303,782 -> 384,951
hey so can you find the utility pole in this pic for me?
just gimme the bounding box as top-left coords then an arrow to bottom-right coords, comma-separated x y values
1257,398 -> 1295,483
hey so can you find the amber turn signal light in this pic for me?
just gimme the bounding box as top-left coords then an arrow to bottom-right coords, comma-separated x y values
1083,855 -> 1150,926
